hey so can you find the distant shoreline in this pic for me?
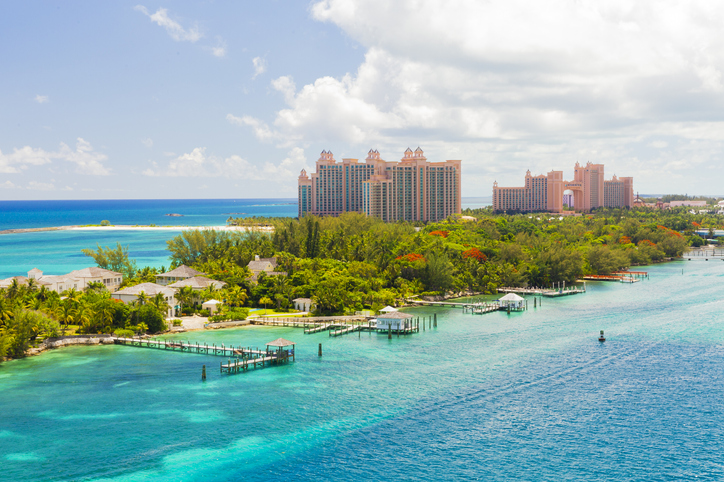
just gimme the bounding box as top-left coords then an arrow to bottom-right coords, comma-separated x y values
0,225 -> 274,235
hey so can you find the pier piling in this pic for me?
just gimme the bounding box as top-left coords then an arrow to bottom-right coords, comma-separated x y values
202,365 -> 206,381
318,343 -> 322,356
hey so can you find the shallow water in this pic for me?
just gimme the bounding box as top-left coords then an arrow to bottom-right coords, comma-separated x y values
1,260 -> 723,481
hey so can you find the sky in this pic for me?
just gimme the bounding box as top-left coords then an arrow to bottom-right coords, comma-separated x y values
2,0 -> 724,200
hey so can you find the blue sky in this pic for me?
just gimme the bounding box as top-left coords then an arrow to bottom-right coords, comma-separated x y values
2,1 -> 724,200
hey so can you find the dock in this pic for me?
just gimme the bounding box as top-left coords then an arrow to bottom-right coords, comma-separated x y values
256,315 -> 429,337
497,287 -> 586,297
113,336 -> 296,376
582,274 -> 638,283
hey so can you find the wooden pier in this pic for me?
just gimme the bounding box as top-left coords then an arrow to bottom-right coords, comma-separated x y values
113,336 -> 296,376
498,286 -> 586,297
582,274 -> 638,283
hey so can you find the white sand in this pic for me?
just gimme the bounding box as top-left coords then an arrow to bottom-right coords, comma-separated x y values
69,225 -> 273,232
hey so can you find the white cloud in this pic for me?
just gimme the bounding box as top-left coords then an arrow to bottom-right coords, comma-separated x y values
0,138 -> 110,176
211,37 -> 227,58
35,95 -> 49,104
1,181 -> 18,189
27,181 -> 55,191
134,5 -> 202,42
252,57 -> 267,79
226,0 -> 724,192
142,138 -> 153,148
143,147 -> 307,182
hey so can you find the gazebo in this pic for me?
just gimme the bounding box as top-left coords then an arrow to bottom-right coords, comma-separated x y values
498,293 -> 526,311
265,338 -> 296,362
377,311 -> 413,330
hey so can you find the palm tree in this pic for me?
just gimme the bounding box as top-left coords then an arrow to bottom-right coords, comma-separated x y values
200,285 -> 219,302
58,302 -> 76,335
175,286 -> 195,312
224,285 -> 248,307
151,293 -> 170,316
259,296 -> 273,312
136,291 -> 149,306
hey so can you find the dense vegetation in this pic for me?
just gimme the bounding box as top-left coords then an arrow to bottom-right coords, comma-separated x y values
163,208 -> 712,315
0,281 -> 169,359
2,206 -> 718,360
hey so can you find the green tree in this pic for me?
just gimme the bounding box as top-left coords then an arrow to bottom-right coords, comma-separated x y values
136,305 -> 165,333
81,243 -> 137,278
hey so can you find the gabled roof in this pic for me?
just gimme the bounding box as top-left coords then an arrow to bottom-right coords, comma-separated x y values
293,297 -> 313,303
379,306 -> 398,312
67,267 -> 122,278
113,282 -> 174,296
248,260 -> 275,272
168,276 -> 226,289
158,265 -> 205,278
202,299 -> 222,305
378,311 -> 413,319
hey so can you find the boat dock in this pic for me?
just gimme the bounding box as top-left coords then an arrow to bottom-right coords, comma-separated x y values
582,274 -> 639,283
497,286 -> 586,297
257,315 -> 429,337
113,336 -> 296,376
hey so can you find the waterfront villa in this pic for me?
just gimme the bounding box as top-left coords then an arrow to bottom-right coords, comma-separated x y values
156,265 -> 205,286
169,276 -> 227,306
2,267 -> 125,293
111,283 -> 177,318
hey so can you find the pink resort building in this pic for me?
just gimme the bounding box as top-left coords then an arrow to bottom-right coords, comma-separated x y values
298,148 -> 462,222
493,162 -> 633,213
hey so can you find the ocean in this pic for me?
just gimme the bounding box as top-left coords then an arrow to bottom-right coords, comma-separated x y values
0,198 -> 491,278
1,260 -> 723,481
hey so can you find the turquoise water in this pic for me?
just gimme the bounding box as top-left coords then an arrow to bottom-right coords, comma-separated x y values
0,198 -> 491,278
1,260 -> 723,480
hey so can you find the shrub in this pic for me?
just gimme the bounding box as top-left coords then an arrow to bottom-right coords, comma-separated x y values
136,305 -> 165,333
100,220 -> 111,226
171,319 -> 183,327
113,328 -> 135,338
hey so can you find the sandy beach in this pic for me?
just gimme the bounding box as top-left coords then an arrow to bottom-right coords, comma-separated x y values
0,225 -> 274,235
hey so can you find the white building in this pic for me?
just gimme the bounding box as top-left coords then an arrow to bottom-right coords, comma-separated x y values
25,267 -> 123,293
156,265 -> 205,286
111,282 -> 177,318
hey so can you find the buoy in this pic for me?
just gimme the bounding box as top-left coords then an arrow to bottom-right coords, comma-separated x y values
598,330 -> 606,342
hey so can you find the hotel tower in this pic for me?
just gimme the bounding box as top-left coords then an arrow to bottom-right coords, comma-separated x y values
298,148 -> 461,222
493,162 -> 633,213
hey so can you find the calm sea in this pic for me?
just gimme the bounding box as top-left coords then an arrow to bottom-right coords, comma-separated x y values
1,260 -> 723,480
0,198 -> 490,278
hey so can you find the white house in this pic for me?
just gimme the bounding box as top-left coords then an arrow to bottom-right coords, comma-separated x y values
376,311 -> 414,330
111,282 -> 177,318
169,276 -> 227,306
156,265 -> 205,286
26,267 -> 123,293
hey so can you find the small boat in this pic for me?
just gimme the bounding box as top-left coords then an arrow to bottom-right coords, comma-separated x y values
598,330 -> 606,342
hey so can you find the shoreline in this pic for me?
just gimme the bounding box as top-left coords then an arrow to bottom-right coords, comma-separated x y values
0,225 -> 274,235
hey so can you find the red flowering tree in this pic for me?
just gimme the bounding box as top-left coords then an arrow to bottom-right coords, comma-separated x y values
462,247 -> 487,262
429,230 -> 449,238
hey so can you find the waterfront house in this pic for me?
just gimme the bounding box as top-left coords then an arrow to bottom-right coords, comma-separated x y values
112,283 -> 177,318
376,311 -> 414,330
156,265 -> 205,286
26,267 -> 122,293
169,276 -> 227,306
